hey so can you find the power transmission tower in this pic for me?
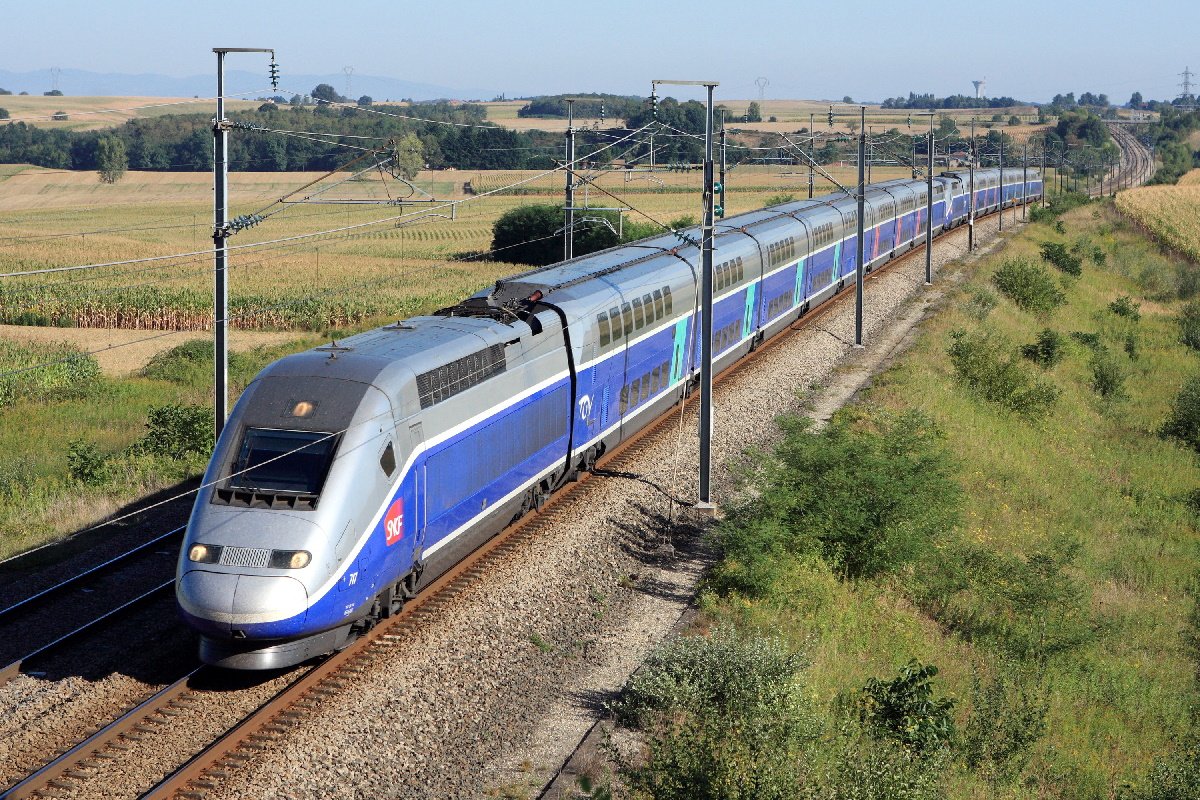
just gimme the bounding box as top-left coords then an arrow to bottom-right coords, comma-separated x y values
1179,66 -> 1197,110
755,77 -> 769,100
343,66 -> 354,99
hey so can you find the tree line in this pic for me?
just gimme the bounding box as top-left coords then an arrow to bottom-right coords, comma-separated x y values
0,100 -> 564,173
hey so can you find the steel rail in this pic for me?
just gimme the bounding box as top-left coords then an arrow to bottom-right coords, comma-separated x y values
0,579 -> 175,686
0,527 -> 184,624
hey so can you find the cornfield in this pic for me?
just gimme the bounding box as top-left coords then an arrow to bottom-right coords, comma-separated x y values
1115,172 -> 1200,263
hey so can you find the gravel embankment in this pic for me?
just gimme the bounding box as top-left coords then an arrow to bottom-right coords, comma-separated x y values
186,213 -> 1018,800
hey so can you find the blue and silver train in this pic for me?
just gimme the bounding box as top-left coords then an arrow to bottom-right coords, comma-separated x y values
177,167 -> 1041,669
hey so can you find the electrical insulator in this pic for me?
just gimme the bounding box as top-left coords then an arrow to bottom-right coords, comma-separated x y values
828,105 -> 834,127
907,114 -> 912,128
715,205 -> 725,218
268,60 -> 279,90
600,102 -> 606,123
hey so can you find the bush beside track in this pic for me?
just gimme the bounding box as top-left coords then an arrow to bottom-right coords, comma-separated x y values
603,199 -> 1200,799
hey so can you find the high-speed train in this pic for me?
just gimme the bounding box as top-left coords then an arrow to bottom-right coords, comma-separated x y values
177,167 -> 1041,669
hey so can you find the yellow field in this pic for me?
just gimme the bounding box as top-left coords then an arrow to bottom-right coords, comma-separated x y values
1115,170 -> 1200,262
0,95 -> 258,131
0,162 -> 915,334
481,97 -> 1045,137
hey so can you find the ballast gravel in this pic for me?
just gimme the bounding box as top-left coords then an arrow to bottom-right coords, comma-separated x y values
198,214 -> 1018,800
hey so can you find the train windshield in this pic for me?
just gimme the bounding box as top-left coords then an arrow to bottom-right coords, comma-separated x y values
229,428 -> 339,495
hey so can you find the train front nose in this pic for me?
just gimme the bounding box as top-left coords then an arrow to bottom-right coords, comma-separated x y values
177,570 -> 309,639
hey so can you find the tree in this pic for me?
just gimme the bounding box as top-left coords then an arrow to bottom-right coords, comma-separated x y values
43,89 -> 63,96
745,101 -> 763,122
311,83 -> 341,104
0,88 -> 11,95
357,95 -> 373,107
1008,115 -> 1022,126
392,132 -> 424,179
937,115 -> 958,137
0,108 -> 8,120
1129,91 -> 1143,109
96,136 -> 127,184
843,95 -> 854,104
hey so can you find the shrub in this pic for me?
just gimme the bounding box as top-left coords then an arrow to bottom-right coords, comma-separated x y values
964,286 -> 998,321
0,340 -> 101,408
713,411 -> 961,589
1179,302 -> 1200,351
855,660 -> 956,754
765,193 -> 796,206
1021,328 -> 1065,368
948,330 -> 1060,416
1070,330 -> 1103,349
1119,738 -> 1200,800
134,404 -> 214,457
1161,376 -> 1200,452
67,440 -> 108,486
961,667 -> 1048,784
1125,333 -> 1140,361
141,339 -> 255,386
915,534 -> 1092,660
612,629 -> 817,800
1108,295 -> 1141,321
992,257 -> 1067,313
1038,242 -> 1083,276
1090,349 -> 1127,399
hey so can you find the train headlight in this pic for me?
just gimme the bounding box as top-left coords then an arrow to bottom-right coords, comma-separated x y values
188,543 -> 222,564
269,549 -> 312,569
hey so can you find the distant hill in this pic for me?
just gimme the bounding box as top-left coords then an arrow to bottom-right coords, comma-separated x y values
0,67 -> 495,103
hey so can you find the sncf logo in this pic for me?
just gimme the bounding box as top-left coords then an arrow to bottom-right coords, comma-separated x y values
384,498 -> 404,546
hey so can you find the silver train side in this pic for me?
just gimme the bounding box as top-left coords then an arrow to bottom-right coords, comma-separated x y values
177,169 -> 1041,669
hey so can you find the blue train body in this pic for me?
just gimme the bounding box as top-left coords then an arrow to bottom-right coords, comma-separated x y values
177,168 -> 1040,669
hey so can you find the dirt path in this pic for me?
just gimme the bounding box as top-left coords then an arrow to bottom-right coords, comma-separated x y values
0,325 -> 306,376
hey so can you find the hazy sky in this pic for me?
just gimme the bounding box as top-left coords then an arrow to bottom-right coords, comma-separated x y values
2,0 -> 1195,102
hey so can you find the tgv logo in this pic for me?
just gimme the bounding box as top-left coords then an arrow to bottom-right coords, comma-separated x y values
578,394 -> 593,420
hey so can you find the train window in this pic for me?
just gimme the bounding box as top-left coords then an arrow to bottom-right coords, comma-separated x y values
643,294 -> 655,321
650,366 -> 660,393
608,308 -> 621,341
379,442 -> 396,477
661,360 -> 670,383
632,297 -> 645,330
653,289 -> 665,319
597,314 -> 610,347
229,428 -> 339,496
621,303 -> 633,337
663,286 -> 673,315
736,256 -> 744,281
630,378 -> 641,406
619,386 -> 628,415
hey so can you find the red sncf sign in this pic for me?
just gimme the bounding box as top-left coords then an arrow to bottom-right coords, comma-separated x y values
383,498 -> 404,546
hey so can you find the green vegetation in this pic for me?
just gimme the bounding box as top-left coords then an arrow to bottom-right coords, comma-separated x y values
991,256 -> 1067,312
0,336 -> 303,559
489,204 -> 659,267
612,198 -> 1200,797
0,339 -> 99,407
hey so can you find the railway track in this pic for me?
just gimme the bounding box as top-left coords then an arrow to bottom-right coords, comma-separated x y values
1,197 -> 1046,800
0,527 -> 184,682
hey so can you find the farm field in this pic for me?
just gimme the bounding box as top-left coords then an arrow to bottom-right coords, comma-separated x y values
1115,168 -> 1200,261
0,94 -> 257,131
482,97 -> 1048,137
0,162 -> 915,335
